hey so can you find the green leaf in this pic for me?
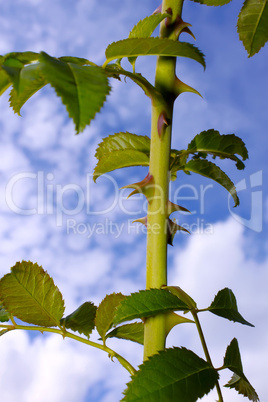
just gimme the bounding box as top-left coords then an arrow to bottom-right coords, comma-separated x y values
224,339 -> 259,401
105,38 -> 206,70
122,347 -> 219,401
164,286 -> 197,309
94,132 -> 150,181
127,13 -> 169,68
95,292 -> 126,342
224,338 -> 244,376
225,373 -> 259,401
39,51 -> 110,133
237,0 -> 268,57
207,288 -> 254,326
0,303 -> 10,322
186,129 -> 248,170
0,261 -> 65,327
0,69 -> 12,96
3,51 -> 39,64
189,0 -> 232,5
9,63 -> 47,115
129,14 -> 169,39
58,56 -> 93,65
113,289 -> 189,326
184,159 -> 240,207
60,302 -> 97,338
1,58 -> 24,91
106,322 -> 144,345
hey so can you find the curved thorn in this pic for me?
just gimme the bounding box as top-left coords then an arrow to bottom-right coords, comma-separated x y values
174,76 -> 202,98
167,200 -> 191,216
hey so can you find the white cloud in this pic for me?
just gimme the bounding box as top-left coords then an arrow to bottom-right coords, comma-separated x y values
169,217 -> 268,401
0,331 -> 136,402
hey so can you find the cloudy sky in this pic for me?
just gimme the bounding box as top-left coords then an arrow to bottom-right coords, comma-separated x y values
0,0 -> 267,401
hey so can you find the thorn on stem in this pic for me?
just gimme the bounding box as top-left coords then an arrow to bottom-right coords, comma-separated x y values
158,112 -> 169,138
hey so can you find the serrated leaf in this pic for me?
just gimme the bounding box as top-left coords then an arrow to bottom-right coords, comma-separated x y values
189,0 -> 232,5
0,303 -> 10,322
39,51 -> 110,133
105,38 -> 206,70
113,289 -> 189,326
129,14 -> 169,39
0,261 -> 65,327
1,58 -> 24,91
224,338 -> 244,376
164,286 -> 197,309
128,13 -> 169,68
225,373 -> 259,401
60,302 -> 97,338
223,338 -> 259,400
95,292 -> 126,342
237,0 -> 268,57
207,288 -> 254,326
187,129 -> 248,170
184,159 -> 240,206
3,51 -> 39,64
58,56 -> 93,65
0,69 -> 11,95
122,347 -> 219,401
94,132 -> 150,181
106,322 -> 144,345
9,63 -> 47,115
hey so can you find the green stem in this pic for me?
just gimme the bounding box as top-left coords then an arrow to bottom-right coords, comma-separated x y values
191,311 -> 224,402
0,323 -> 136,376
143,0 -> 184,360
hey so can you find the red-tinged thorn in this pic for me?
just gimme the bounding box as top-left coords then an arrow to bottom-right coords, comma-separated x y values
165,8 -> 173,27
158,112 -> 169,138
153,5 -> 162,14
174,76 -> 202,98
121,173 -> 154,198
167,200 -> 191,216
133,216 -> 147,227
181,26 -> 196,40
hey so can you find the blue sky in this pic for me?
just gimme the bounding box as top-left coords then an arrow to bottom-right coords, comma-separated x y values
0,0 -> 267,401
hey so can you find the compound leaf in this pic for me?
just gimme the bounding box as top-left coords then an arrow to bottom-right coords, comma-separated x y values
237,0 -> 268,57
184,159 -> 240,207
94,132 -> 150,181
207,288 -> 254,326
0,261 -> 65,327
60,301 -> 97,338
122,347 -> 219,401
113,289 -> 189,326
105,38 -> 206,70
40,51 -> 110,133
95,292 -> 126,342
186,129 -> 248,169
106,322 -> 144,345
